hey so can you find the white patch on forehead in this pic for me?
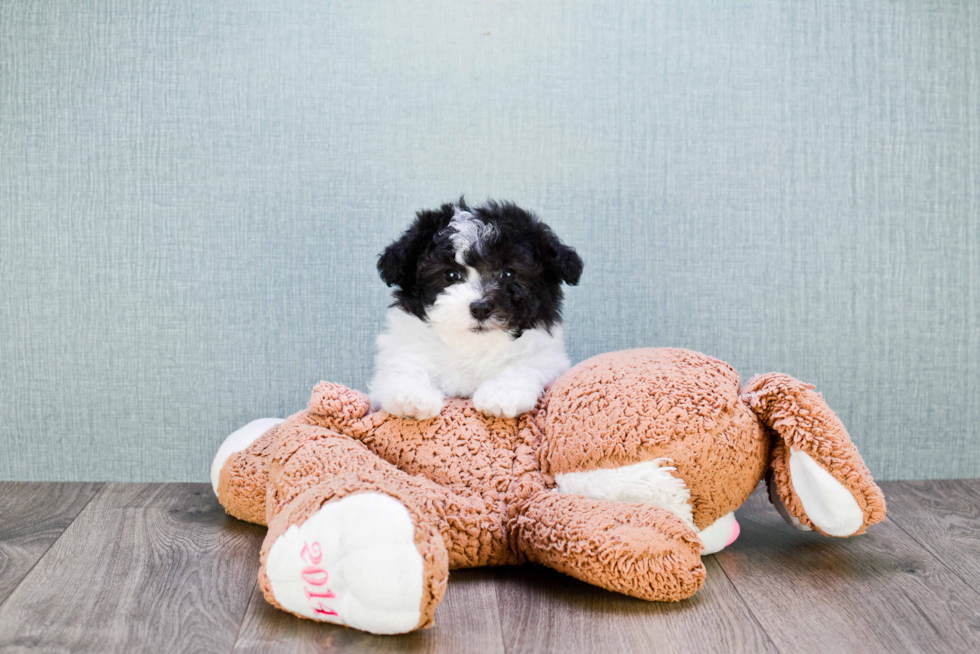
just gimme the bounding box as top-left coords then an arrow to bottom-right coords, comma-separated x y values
449,208 -> 497,264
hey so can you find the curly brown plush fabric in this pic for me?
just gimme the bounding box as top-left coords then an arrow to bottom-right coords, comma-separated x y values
214,347 -> 886,635
543,349 -> 770,529
742,373 -> 887,535
267,413 -> 512,568
217,424 -> 281,526
513,489 -> 706,601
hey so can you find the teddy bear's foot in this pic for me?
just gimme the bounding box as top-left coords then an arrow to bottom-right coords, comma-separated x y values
261,491 -> 447,634
210,418 -> 284,496
210,417 -> 284,525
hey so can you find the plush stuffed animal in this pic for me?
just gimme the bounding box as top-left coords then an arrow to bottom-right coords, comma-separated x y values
211,348 -> 885,635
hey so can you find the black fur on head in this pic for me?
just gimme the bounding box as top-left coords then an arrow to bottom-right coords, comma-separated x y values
377,199 -> 583,337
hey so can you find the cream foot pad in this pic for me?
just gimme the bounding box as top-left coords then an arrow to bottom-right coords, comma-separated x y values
264,492 -> 426,635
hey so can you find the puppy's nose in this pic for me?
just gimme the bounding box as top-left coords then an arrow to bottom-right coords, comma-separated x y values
470,300 -> 493,321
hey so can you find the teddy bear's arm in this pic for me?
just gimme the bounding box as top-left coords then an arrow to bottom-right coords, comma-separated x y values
742,373 -> 887,537
512,490 -> 706,602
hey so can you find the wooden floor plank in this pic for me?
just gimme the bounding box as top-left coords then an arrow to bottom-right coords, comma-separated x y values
233,567 -> 505,654
0,482 -> 103,607
493,557 -> 777,654
3,480 -> 979,652
880,480 -> 980,595
0,483 -> 265,654
716,486 -> 980,654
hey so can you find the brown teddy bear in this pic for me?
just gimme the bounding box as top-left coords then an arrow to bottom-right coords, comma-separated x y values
211,348 -> 885,635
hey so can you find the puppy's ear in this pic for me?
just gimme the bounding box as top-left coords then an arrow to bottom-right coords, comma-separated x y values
377,233 -> 416,288
535,224 -> 583,286
377,205 -> 454,287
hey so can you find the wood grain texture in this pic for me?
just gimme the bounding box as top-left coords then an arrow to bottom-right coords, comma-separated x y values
881,479 -> 980,594
233,567 -> 505,654
493,558 -> 777,654
716,486 -> 980,654
0,483 -> 265,654
0,482 -> 103,606
3,481 -> 980,652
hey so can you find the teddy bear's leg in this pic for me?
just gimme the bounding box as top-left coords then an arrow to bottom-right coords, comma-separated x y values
211,418 -> 284,525
742,373 -> 886,537
265,417 -> 503,562
259,419 -> 506,633
259,474 -> 449,635
512,490 -> 706,602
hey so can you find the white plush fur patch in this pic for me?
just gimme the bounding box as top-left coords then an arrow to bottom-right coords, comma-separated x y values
789,449 -> 864,537
210,417 -> 284,497
555,459 -> 696,531
265,492 -> 425,635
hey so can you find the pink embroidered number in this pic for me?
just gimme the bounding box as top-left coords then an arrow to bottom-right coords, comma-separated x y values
300,541 -> 339,617
300,542 -> 322,565
301,566 -> 329,586
305,587 -> 336,600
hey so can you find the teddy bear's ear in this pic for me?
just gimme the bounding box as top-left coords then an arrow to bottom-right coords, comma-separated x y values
308,382 -> 371,431
742,373 -> 886,537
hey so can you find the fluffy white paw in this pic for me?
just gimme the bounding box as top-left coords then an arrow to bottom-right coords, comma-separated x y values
472,378 -> 541,418
210,418 -> 284,497
381,384 -> 444,420
265,492 -> 426,634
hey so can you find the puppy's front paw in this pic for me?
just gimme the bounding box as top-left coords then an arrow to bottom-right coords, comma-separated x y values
381,384 -> 444,420
473,379 -> 541,418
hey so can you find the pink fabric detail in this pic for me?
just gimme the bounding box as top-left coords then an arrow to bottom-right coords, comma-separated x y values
725,517 -> 740,547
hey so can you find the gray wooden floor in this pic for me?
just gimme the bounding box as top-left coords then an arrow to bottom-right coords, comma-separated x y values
0,481 -> 978,653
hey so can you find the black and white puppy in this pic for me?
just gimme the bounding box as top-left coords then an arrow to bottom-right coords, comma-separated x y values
369,199 -> 583,420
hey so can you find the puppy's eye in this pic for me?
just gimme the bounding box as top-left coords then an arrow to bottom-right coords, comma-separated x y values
445,270 -> 462,283
500,268 -> 515,281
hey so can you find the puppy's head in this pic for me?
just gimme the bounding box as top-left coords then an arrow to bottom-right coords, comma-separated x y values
378,199 -> 582,338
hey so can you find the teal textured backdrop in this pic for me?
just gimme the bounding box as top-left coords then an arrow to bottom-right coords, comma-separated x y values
2,1 -> 978,481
